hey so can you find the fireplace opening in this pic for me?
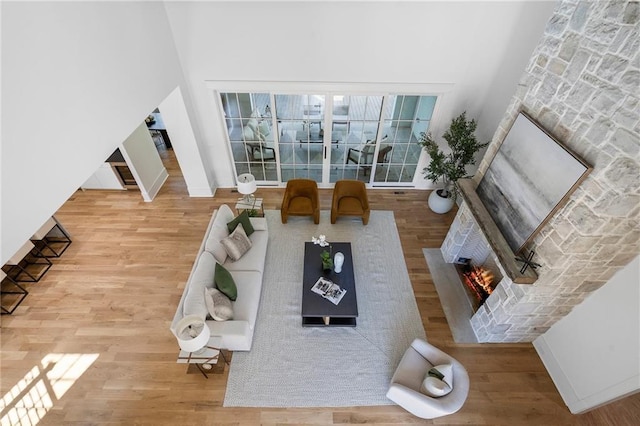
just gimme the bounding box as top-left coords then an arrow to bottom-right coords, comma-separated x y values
454,258 -> 501,311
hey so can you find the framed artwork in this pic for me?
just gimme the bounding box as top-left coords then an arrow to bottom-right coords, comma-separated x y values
476,111 -> 592,253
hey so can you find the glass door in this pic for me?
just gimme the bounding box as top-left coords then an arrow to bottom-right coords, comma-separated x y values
274,94 -> 326,182
374,95 -> 437,184
221,92 -> 279,183
329,95 -> 384,183
220,91 -> 437,187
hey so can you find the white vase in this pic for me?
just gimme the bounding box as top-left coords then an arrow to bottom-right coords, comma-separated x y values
334,252 -> 344,273
428,189 -> 455,214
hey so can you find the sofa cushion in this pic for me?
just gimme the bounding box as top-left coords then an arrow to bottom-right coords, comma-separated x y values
228,270 -> 263,328
223,227 -> 268,274
227,210 -> 255,236
215,262 -> 238,301
205,287 -> 234,321
221,225 -> 253,261
205,225 -> 229,264
183,251 -> 217,319
420,364 -> 453,398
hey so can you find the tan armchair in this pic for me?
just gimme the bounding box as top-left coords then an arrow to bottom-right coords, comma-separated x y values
281,179 -> 320,224
331,180 -> 370,225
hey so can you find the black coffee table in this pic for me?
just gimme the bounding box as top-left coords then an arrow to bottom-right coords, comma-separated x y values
301,242 -> 358,327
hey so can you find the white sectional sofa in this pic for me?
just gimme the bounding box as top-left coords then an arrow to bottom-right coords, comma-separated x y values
170,204 -> 268,351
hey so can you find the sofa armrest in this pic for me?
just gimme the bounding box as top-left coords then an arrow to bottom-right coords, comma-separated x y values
249,217 -> 267,231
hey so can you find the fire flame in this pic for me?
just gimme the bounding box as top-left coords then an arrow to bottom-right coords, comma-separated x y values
463,266 -> 495,302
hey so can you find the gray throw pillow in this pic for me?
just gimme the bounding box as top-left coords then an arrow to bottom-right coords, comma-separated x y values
221,224 -> 252,261
204,287 -> 233,321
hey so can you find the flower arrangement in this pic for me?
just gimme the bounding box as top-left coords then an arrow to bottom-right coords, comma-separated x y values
312,235 -> 329,247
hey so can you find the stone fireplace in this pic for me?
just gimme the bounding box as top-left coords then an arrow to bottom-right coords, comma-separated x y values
432,0 -> 639,344
441,199 -> 534,342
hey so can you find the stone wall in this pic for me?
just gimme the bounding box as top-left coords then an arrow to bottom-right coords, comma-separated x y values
465,0 -> 639,342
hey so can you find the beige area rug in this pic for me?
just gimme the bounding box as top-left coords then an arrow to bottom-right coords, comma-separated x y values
224,210 -> 426,407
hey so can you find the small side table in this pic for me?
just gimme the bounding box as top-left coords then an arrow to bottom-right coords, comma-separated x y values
177,337 -> 230,378
235,198 -> 264,217
1,270 -> 29,315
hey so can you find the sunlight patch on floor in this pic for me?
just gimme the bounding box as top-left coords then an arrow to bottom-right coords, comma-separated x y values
0,353 -> 99,425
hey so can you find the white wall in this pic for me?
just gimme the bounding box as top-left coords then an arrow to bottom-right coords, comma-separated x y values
163,1 -> 556,187
81,163 -> 126,190
1,1 -> 556,263
534,256 -> 640,413
159,87 -> 215,197
1,2 -> 184,264
120,123 -> 168,202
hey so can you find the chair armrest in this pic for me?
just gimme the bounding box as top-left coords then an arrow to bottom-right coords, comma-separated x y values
360,190 -> 370,210
281,188 -> 291,209
410,339 -> 453,366
346,147 -> 360,164
386,383 -> 452,419
309,188 -> 320,208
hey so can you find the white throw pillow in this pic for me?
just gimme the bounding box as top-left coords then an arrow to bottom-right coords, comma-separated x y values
258,120 -> 271,137
205,225 -> 229,264
204,287 -> 233,321
221,225 -> 252,261
247,118 -> 259,131
420,364 -> 453,397
243,126 -> 255,140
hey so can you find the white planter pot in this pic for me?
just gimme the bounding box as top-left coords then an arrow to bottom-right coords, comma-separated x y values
428,189 -> 455,214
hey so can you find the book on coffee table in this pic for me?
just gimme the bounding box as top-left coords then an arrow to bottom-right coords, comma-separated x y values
311,277 -> 346,305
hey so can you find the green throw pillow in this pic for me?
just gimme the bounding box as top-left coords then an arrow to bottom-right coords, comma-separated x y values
215,263 -> 237,301
226,210 -> 255,236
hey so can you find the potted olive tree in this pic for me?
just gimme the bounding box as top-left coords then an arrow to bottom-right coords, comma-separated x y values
418,112 -> 489,214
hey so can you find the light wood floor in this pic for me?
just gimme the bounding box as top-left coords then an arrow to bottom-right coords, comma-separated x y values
1,150 -> 638,425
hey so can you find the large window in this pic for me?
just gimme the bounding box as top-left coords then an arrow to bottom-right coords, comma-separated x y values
220,92 -> 437,186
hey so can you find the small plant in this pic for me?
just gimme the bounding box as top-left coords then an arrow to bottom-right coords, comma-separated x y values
320,250 -> 333,270
418,111 -> 489,200
247,209 -> 259,217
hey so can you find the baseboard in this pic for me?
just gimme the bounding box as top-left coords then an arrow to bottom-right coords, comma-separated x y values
187,185 -> 216,197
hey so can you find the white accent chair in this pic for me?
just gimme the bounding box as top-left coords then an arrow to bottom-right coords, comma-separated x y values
242,117 -> 275,162
386,338 -> 470,419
